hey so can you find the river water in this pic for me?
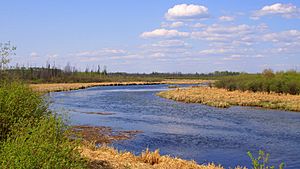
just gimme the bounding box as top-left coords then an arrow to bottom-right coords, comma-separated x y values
49,84 -> 300,169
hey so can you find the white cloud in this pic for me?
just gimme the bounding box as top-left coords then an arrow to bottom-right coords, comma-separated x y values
223,55 -> 242,61
190,24 -> 260,43
161,21 -> 184,28
75,48 -> 127,57
140,29 -> 189,38
199,48 -> 232,55
252,3 -> 300,19
262,30 -> 300,42
192,23 -> 206,28
151,40 -> 189,48
165,4 -> 209,21
219,16 -> 235,22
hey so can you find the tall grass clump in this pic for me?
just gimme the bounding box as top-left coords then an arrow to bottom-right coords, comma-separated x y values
0,81 -> 86,168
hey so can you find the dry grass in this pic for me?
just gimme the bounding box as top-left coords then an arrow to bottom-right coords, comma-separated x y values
80,145 -> 246,169
157,86 -> 300,112
30,82 -> 161,93
162,79 -> 214,85
30,80 -> 212,93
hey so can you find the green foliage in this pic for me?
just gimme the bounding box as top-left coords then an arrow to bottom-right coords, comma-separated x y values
0,82 -> 48,140
0,116 -> 86,169
215,69 -> 300,95
0,82 -> 87,168
247,150 -> 284,169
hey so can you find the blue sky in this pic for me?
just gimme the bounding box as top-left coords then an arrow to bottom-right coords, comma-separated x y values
1,0 -> 300,73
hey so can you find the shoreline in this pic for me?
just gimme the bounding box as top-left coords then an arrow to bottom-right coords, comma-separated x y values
157,86 -> 300,112
29,79 -> 213,93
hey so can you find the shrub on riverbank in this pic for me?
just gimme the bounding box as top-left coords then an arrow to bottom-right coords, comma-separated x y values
215,70 -> 300,95
0,82 -> 86,168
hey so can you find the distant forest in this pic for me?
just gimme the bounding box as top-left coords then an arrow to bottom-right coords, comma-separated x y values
0,63 -> 241,83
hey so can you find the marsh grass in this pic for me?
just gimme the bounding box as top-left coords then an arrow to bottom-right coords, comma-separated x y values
80,145 -> 247,169
157,86 -> 300,111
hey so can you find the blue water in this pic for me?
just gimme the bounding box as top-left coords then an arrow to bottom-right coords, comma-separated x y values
49,84 -> 300,169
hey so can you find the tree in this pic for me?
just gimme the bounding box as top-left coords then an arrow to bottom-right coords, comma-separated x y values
0,41 -> 16,70
262,69 -> 275,78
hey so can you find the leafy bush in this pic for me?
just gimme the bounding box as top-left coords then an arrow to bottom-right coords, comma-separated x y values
0,116 -> 86,169
0,82 -> 48,140
0,82 -> 87,168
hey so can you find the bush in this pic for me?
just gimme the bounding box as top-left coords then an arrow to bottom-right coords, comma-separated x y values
0,82 -> 48,140
0,82 -> 87,168
0,116 -> 86,169
215,70 -> 300,95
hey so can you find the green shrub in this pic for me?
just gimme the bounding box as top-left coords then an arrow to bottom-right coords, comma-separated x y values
0,82 -> 48,140
215,70 -> 300,95
0,82 -> 87,168
0,116 -> 86,169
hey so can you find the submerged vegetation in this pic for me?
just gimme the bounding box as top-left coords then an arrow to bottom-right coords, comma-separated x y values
157,86 -> 300,111
215,69 -> 300,95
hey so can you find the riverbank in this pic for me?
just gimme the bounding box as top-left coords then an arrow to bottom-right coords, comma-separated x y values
72,125 -> 245,169
30,79 -> 212,92
157,86 -> 300,112
80,145 -> 246,169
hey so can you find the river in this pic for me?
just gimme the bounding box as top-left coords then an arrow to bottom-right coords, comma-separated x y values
49,84 -> 300,169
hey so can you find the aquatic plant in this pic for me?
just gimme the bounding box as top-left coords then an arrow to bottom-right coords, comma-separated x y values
247,150 -> 284,169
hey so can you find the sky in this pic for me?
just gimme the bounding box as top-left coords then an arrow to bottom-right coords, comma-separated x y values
0,0 -> 300,73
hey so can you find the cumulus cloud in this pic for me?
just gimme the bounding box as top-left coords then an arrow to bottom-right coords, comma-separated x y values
165,4 -> 209,21
140,29 -> 189,38
219,15 -> 235,22
190,24 -> 261,44
252,3 -> 300,19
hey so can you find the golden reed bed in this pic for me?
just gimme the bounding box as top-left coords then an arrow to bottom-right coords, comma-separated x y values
80,145 -> 246,169
29,80 -> 212,93
157,86 -> 300,112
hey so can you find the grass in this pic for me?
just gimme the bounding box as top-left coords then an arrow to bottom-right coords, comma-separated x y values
80,145 -> 247,169
29,79 -> 211,93
157,86 -> 300,111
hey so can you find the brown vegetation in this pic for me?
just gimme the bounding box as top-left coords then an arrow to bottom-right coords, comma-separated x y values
157,86 -> 300,111
30,79 -> 212,92
80,145 -> 246,169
